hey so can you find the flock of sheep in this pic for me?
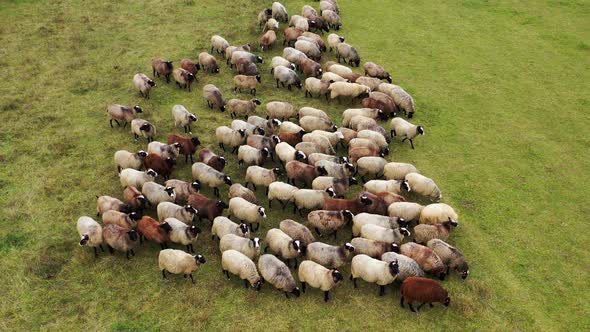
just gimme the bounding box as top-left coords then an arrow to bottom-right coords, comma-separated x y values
78,0 -> 469,312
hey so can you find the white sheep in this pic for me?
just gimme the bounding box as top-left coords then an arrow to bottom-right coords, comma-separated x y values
258,254 -> 300,298
357,130 -> 388,150
388,202 -> 424,223
164,179 -> 200,203
133,73 -> 156,98
77,216 -> 104,257
383,162 -> 419,180
360,224 -> 409,245
245,166 -> 281,193
130,119 -> 156,142
356,157 -> 388,181
381,252 -> 425,281
352,213 -> 404,237
215,126 -> 246,153
363,179 -> 410,195
210,35 -> 229,54
275,142 -> 306,165
427,239 -> 470,279
378,83 -> 416,118
419,203 -> 458,225
327,33 -> 345,52
119,168 -> 157,190
142,182 -> 176,205
279,219 -> 316,245
351,254 -> 399,296
113,150 -> 147,173
222,249 -> 263,290
172,105 -> 197,134
211,216 -> 250,240
298,260 -> 343,302
302,133 -> 335,155
300,115 -> 337,132
264,228 -> 302,268
414,220 -> 457,244
321,72 -> 348,83
147,141 -> 180,160
329,82 -> 370,100
307,210 -> 354,238
293,188 -> 336,215
390,118 -> 424,149
166,217 -> 201,253
306,242 -> 355,269
159,249 -> 206,283
220,234 -> 261,260
228,197 -> 266,231
342,108 -> 384,126
157,202 -> 197,224
237,145 -> 269,167
350,237 -> 399,258
304,78 -> 331,100
279,120 -> 305,134
405,172 -> 441,202
270,56 -> 295,73
266,101 -> 296,120
298,107 -> 329,120
267,181 -> 299,210
191,162 -> 232,197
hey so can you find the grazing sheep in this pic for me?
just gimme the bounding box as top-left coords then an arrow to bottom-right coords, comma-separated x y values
356,156 -> 388,181
384,162 -> 419,181
308,130 -> 343,149
224,44 -> 251,63
96,210 -> 134,232
77,216 -> 104,257
167,134 -> 201,163
293,188 -> 336,214
103,224 -> 139,259
191,162 -> 232,197
349,116 -> 377,132
286,160 -> 327,186
107,104 -> 142,128
230,51 -> 263,69
199,148 -> 226,172
249,115 -> 282,135
137,216 -> 171,249
322,10 -> 342,30
414,220 -> 458,244
375,191 -> 406,205
342,108 -> 387,127
165,180 -> 200,204
419,203 -> 458,225
315,159 -> 355,178
159,249 -> 206,283
337,43 -> 360,67
233,75 -> 261,96
294,142 -> 320,156
320,0 -> 339,14
400,242 -> 447,280
220,234 -> 261,260
326,61 -> 355,79
306,242 -> 355,269
351,254 -> 399,296
280,121 -> 305,134
321,72 -> 348,83
275,142 -> 306,165
267,181 -> 299,209
312,176 -> 356,198
172,105 -> 197,134
298,260 -> 343,302
142,182 -> 176,205
152,58 -> 173,83
337,127 -> 357,146
283,28 -> 305,47
359,191 -> 391,215
302,5 -> 318,18
307,210 -> 354,237
264,18 -> 279,32
266,101 -> 296,121
327,33 -> 345,52
258,254 -> 301,298
245,166 -> 281,193
130,119 -> 156,142
260,30 -> 277,51
114,150 -> 147,173
144,154 -> 174,180
157,202 -> 197,224
222,249 -> 262,290
390,118 -> 424,149
299,116 -> 337,132
211,216 -> 250,240
237,145 -> 269,167
289,15 -> 311,32
302,134 -> 335,155
274,65 -> 302,90
279,131 -> 305,146
231,119 -> 265,136
322,195 -> 372,215
362,92 -> 398,118
427,239 -> 470,279
203,84 -> 226,112
264,228 -> 303,268
272,1 -> 289,22
405,172 -> 441,201
210,35 -> 229,54
355,76 -> 383,91
400,277 -> 450,312
352,212 -> 405,237
304,78 -> 331,100
360,224 -> 409,245
166,217 -> 201,253
198,52 -> 219,73
228,197 -> 266,231
382,252 -> 425,281
123,186 -> 148,211
173,68 -> 195,92
308,153 -> 347,166
270,56 -> 295,73
357,129 -> 388,150
329,82 -> 371,101
133,73 -> 156,98
237,60 -> 260,76
295,39 -> 321,61
180,58 -> 201,75
228,183 -> 258,205
258,8 -> 273,28
119,168 -> 157,190
215,126 -> 246,153
350,237 -> 399,258
147,142 -> 180,160
349,146 -> 383,164
378,83 -> 416,118
228,98 -> 261,119
96,196 -> 131,216
364,62 -> 392,83
364,179 -> 411,195
279,219 -> 316,245
388,202 -> 424,224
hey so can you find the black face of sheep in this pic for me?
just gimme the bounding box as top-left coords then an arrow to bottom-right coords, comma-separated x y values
417,126 -> 425,135
291,287 -> 301,297
272,168 -> 282,176
261,148 -> 270,158
401,180 -> 411,192
360,195 -> 373,206
127,230 -> 139,241
388,260 -> 400,276
256,56 -> 263,64
253,98 -> 262,105
219,105 -> 226,112
251,238 -> 261,249
342,210 -> 354,223
140,123 -> 151,131
138,150 -> 148,158
159,222 -> 172,233
344,162 -> 354,173
185,205 -> 198,215
189,226 -> 202,236
164,187 -> 175,196
133,106 -> 143,113
189,114 -> 197,122
377,110 -> 388,121
195,254 -> 207,264
129,212 -> 141,221
340,156 -> 349,164
120,204 -> 132,214
331,270 -> 343,283
295,151 -> 306,161
344,243 -> 355,252
444,297 -> 451,306
256,127 -> 266,135
325,187 -> 336,197
191,181 -> 201,191
238,129 -> 246,137
165,158 -> 176,167
147,169 -> 158,177
191,137 -> 201,146
216,201 -> 229,209
400,227 -> 411,237
292,240 -> 302,253
264,8 -> 272,16
271,135 -> 281,144
317,166 -> 328,176
349,177 -> 358,185
224,176 -> 233,186
254,280 -> 262,291
258,207 -> 266,218
391,243 -> 400,253
255,75 -> 262,83
148,80 -> 156,87
438,272 -> 447,281
79,235 -> 89,246
239,223 -> 249,235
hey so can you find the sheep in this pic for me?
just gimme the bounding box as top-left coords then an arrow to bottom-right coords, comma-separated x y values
378,83 -> 416,118
400,277 -> 450,312
322,10 -> 341,30
293,188 -> 336,215
309,130 -> 344,148
279,130 -> 305,146
172,105 -> 197,134
355,76 -> 383,91
96,195 -> 131,216
295,39 -> 321,61
106,104 -> 143,128
375,191 -> 406,205
349,115 -> 377,132
289,15 -> 311,32
249,115 -> 282,135
279,219 -> 315,245
163,180 -> 199,204
400,242 -> 447,280
220,234 -> 261,260
300,116 -> 337,132
337,43 -> 360,67
286,160 -> 327,187
358,191 -> 393,216
363,179 -> 411,195
264,18 -> 279,33
280,120 -> 305,134
224,44 -> 251,63
123,186 -> 148,211
307,210 -> 354,238
271,1 -> 289,22
172,68 -> 196,92
191,162 -> 232,197
102,224 -> 139,259
327,33 -> 345,52
147,141 -> 180,160
167,134 -> 201,163
301,32 -> 327,51
130,119 -> 156,142
266,101 -> 295,121
405,172 -> 441,201
157,202 -> 197,224
307,153 -> 345,167
119,168 -> 157,190
306,242 -> 355,269
210,35 -> 229,54
159,249 -> 206,283
321,72 -> 348,83
312,176 -> 356,198
383,162 -> 419,181
222,249 -> 262,290
302,134 -> 335,155
133,73 -> 156,98
388,202 -> 424,225
320,0 -> 339,14
100,211 -> 136,233
350,237 -> 399,258
203,84 -> 225,112
360,224 -> 409,245
342,108 -> 387,127
144,154 -> 175,181
211,216 -> 250,240
414,220 -> 458,244
246,133 -> 280,154
362,92 -> 398,118
258,254 -> 301,298
113,150 -> 147,173
274,142 -> 306,166
152,58 -> 173,83
137,216 -> 171,249
381,252 -> 425,281
298,260 -> 343,302
356,157 -> 388,181
227,98 -> 261,119
197,52 -> 219,73
260,30 -> 277,51
303,78 -> 330,100
267,181 -> 298,210
329,82 -> 371,101
237,145 -> 269,167
245,166 -> 281,193
427,239 -> 470,279
215,126 -> 246,153
315,159 -> 355,178
283,28 -> 305,47
166,217 -> 201,253
357,130 -> 388,151
186,193 -> 226,223
349,137 -> 384,154
77,216 -> 104,257
323,195 -> 372,215
231,119 -> 265,136
325,61 -> 354,79
337,127 -> 357,147
390,118 -> 424,149
349,146 -> 383,164
419,203 -> 458,225
273,65 -> 302,90
230,51 -> 263,69
236,60 -> 259,76
352,212 -> 405,237
142,182 -> 176,206
228,183 -> 258,205
302,5 -> 318,18
233,75 -> 261,96
295,142 -> 323,156
265,228 -> 303,268
270,56 -> 295,74
258,8 -> 273,29
364,62 -> 392,83
351,254 -> 399,296
199,148 -> 226,172
180,58 -> 201,75
228,197 -> 266,231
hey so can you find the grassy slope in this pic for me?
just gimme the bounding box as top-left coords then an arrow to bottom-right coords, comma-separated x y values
0,0 -> 588,330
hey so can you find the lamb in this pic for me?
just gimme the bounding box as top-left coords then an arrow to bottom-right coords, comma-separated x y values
159,249 -> 206,283
265,228 -> 303,268
307,210 -> 354,237
299,116 -> 337,132
419,203 -> 458,225
286,160 -> 327,186
362,92 -> 398,118
203,84 -> 226,112
275,142 -> 306,165
167,134 -> 201,163
400,242 -> 447,280
414,220 -> 459,244
390,118 -> 424,149
293,188 -> 336,215
381,252 -> 425,281
378,83 -> 416,118
210,35 -> 230,53
119,168 -> 157,190
349,146 -> 384,164
279,120 -> 305,134
245,166 -> 281,193
133,73 -> 156,98
164,180 -> 200,204
215,126 -> 246,153
322,10 -> 342,30
337,43 -> 360,67
227,98 -> 261,119
197,52 -> 219,73
222,249 -> 262,290
312,176 -> 356,198
304,78 -> 331,100
350,237 -> 399,258
258,8 -> 273,29
356,156 -> 388,181
211,216 -> 250,240
295,39 -> 321,61
130,119 -> 156,142
173,68 -> 196,92
283,28 -> 305,47
315,159 -> 355,178
270,56 -> 295,74
144,154 -> 175,180
271,1 -> 289,22
123,186 -> 148,211
364,62 -> 392,83
106,104 -> 143,128
220,234 -> 261,260
306,242 -> 355,269
157,202 -> 197,224
228,197 -> 266,231
351,254 -> 399,296
400,277 -> 450,312
329,82 -> 371,100
360,224 -> 409,245
264,18 -> 279,32
166,217 -> 201,253
237,145 -> 269,167
384,162 -> 419,180
191,162 -> 232,197
321,72 -> 348,83
323,195 -> 372,215
355,76 -> 383,91
298,260 -> 343,302
199,148 -> 226,172
427,239 -> 470,279
233,75 -> 261,96
258,254 -> 301,298
274,65 -> 302,90
231,119 -> 265,136
103,224 -> 139,259
267,181 -> 299,209
352,213 -> 405,237
137,216 -> 171,249
77,216 -> 104,257
363,179 -> 411,195
327,33 -> 345,52
152,58 -> 173,83
405,172 -> 441,201
142,182 -> 176,205
228,183 -> 258,204
266,101 -> 296,120
96,196 -> 131,216
180,58 -> 201,75
337,127 -> 357,147
113,150 -> 147,173
279,219 -> 316,245
172,105 -> 197,134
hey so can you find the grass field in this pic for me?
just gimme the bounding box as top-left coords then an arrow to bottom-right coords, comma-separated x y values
0,0 -> 589,330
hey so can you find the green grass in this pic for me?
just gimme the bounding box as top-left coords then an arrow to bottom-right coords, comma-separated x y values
0,0 -> 589,330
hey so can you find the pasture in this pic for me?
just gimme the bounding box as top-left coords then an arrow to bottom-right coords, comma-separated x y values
0,0 -> 588,330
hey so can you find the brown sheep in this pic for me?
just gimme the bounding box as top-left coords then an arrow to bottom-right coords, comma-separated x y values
123,186 -> 148,212
349,146 -> 384,164
233,75 -> 261,95
361,92 -> 399,118
279,130 -> 305,146
167,134 -> 201,163
358,191 -> 389,216
286,160 -> 327,187
301,58 -> 323,78
283,27 -> 304,46
364,62 -> 393,83
180,59 -> 201,75
323,195 -> 372,215
198,52 -> 220,73
152,58 -> 173,83
187,193 -> 228,223
199,148 -> 226,172
236,58 -> 260,76
260,30 -> 277,51
137,216 -> 172,249
400,277 -> 450,312
173,68 -> 196,92
203,84 -> 226,112
400,243 -> 447,280
144,154 -> 175,180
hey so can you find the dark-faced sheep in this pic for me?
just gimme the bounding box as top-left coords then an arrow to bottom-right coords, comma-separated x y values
199,148 -> 226,172
107,104 -> 142,128
400,277 -> 450,312
133,73 -> 156,98
167,134 -> 201,163
198,52 -> 219,73
152,58 -> 173,83
180,58 -> 201,75
203,84 -> 226,112
173,68 -> 195,92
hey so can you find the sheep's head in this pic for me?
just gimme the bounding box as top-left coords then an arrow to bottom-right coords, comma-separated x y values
401,180 -> 411,192
251,237 -> 261,249
189,225 -> 202,237
289,63 -> 296,70
238,129 -> 246,137
185,205 -> 198,215
223,176 -> 233,186
417,126 -> 425,135
189,114 -> 198,122
360,195 -> 373,206
120,204 -> 132,214
79,235 -> 89,246
253,279 -> 262,291
165,157 -> 176,166
444,297 -> 451,307
219,105 -> 226,112
388,260 -> 400,276
194,254 -> 206,265
390,243 -> 400,253
133,105 -> 143,113
252,98 -> 261,106
195,63 -> 202,71
256,56 -> 264,64
460,268 -> 470,280
218,156 -> 227,166
261,148 -> 270,158
292,240 -> 302,253
140,123 -> 152,131
349,177 -> 358,185
316,166 -> 328,176
258,207 -> 266,218
146,169 -> 158,178
344,243 -> 355,252
187,73 -> 195,82
386,75 -> 392,84
344,162 -> 355,173
400,227 -> 411,237
295,150 -> 306,161
325,187 -> 336,198
272,167 -> 282,176
216,201 -> 228,209
449,218 -> 459,228
331,269 -> 343,283
255,75 -> 262,83
342,210 -> 354,223
191,181 -> 201,191
239,223 -> 249,235
148,80 -> 156,87
271,135 -> 281,144
137,150 -> 148,158
128,212 -> 141,221
159,222 -> 172,233
164,187 -> 175,197
291,287 -> 301,297
127,229 -> 139,242
165,61 -> 173,70
264,8 -> 272,16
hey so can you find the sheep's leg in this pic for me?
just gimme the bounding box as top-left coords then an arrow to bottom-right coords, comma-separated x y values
352,278 -> 358,288
276,79 -> 280,88
254,223 -> 260,232
161,270 -> 167,279
214,188 -> 219,198
416,303 -> 426,311
293,204 -> 297,214
108,245 -> 114,254
189,274 -> 195,284
244,279 -> 249,289
287,85 -> 292,91
268,198 -> 272,208
126,251 -> 131,259
286,259 -> 290,268
280,200 -> 286,210
186,244 -> 191,252
219,142 -> 225,150
324,291 -> 330,302
265,187 -> 269,195
332,230 -> 337,239
379,285 -> 386,296
252,89 -> 256,96
315,227 -> 321,236
409,139 -> 415,150
231,146 -> 238,154
190,154 -> 194,163
223,269 -> 230,279
109,119 -> 114,128
293,257 -> 298,269
160,243 -> 165,250
400,296 -> 405,307
99,244 -> 105,252
408,302 -> 416,312
207,100 -> 212,108
429,303 -> 434,308
93,247 -> 98,257
391,129 -> 396,137
301,282 -> 306,293
284,292 -> 290,299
